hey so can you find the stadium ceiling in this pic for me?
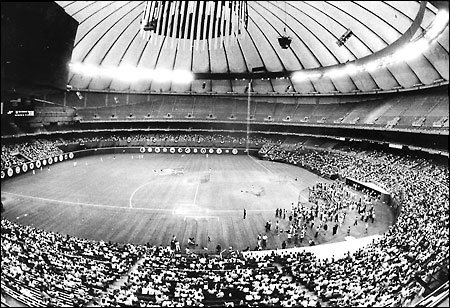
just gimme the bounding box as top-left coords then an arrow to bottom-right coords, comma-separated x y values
56,1 -> 449,94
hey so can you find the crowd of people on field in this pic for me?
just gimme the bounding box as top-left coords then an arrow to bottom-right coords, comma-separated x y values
260,142 -> 449,307
256,180 -> 379,251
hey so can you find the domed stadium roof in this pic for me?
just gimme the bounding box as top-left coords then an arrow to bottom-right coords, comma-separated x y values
56,1 -> 449,94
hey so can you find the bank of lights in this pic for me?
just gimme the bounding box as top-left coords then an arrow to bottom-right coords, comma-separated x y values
69,63 -> 194,84
292,10 -> 449,83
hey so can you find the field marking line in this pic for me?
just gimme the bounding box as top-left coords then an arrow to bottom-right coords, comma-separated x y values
129,181 -> 154,208
248,155 -> 309,202
193,180 -> 200,205
184,215 -> 219,221
2,191 -> 277,213
2,191 -> 129,210
248,155 -> 273,174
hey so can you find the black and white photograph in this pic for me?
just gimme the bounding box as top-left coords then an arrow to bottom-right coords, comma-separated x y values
1,1 -> 448,307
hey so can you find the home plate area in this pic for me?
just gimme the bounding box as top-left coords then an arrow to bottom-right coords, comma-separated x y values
173,204 -> 219,221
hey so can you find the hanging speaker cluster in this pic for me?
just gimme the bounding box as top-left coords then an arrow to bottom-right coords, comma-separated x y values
278,36 -> 292,49
140,1 -> 248,49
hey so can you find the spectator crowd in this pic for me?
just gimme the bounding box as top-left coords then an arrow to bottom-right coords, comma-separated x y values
2,140 -> 63,170
1,135 -> 448,307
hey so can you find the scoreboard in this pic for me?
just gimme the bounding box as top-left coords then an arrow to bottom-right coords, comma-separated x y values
1,99 -> 35,117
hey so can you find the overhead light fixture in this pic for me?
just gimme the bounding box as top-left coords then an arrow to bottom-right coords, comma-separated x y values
277,22 -> 292,50
336,29 -> 353,47
278,35 -> 292,49
69,62 -> 193,84
251,66 -> 266,73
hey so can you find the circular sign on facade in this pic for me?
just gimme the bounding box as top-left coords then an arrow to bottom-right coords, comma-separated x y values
43,159 -> 47,166
48,157 -> 53,165
59,154 -> 64,161
232,149 -> 238,155
22,164 -> 28,173
209,148 -> 214,154
200,148 -> 207,154
170,147 -> 176,154
225,149 -> 229,154
64,154 -> 68,160
162,148 -> 168,153
155,147 -> 161,153
36,160 -> 41,168
1,171 -> 5,179
15,166 -> 21,174
54,156 -> 58,163
193,148 -> 198,154
185,148 -> 191,154
7,168 -> 13,177
140,147 -> 146,153
148,147 -> 153,153
29,162 -> 35,170
177,148 -> 183,153
216,149 -> 222,154
69,152 -> 74,159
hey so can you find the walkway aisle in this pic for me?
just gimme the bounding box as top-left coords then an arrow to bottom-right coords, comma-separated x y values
87,256 -> 147,307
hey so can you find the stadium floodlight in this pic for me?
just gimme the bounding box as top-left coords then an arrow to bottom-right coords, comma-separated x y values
172,70 -> 194,84
154,68 -> 173,82
424,10 -> 449,41
291,71 -> 321,82
81,64 -> 101,77
116,66 -> 141,82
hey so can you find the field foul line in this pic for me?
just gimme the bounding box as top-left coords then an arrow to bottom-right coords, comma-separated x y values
193,181 -> 200,205
248,155 -> 309,202
184,216 -> 219,221
1,191 -> 275,213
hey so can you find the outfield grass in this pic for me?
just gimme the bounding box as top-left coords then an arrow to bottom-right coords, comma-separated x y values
1,153 -> 394,252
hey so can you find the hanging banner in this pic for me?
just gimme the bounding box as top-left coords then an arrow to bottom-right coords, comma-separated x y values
216,149 -> 222,154
155,147 -> 161,153
36,160 -> 41,168
29,162 -> 35,170
178,148 -> 183,153
43,159 -> 47,166
193,148 -> 198,154
209,148 -> 214,154
162,148 -> 168,153
1,171 -> 5,179
148,147 -> 153,153
170,147 -> 176,153
225,149 -> 230,154
232,149 -> 238,155
7,168 -> 13,177
48,157 -> 53,165
59,154 -> 64,161
185,148 -> 191,154
69,152 -> 74,159
54,156 -> 58,163
15,166 -> 21,174
201,148 -> 207,154
22,164 -> 28,173
64,154 -> 68,160
140,147 -> 146,153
